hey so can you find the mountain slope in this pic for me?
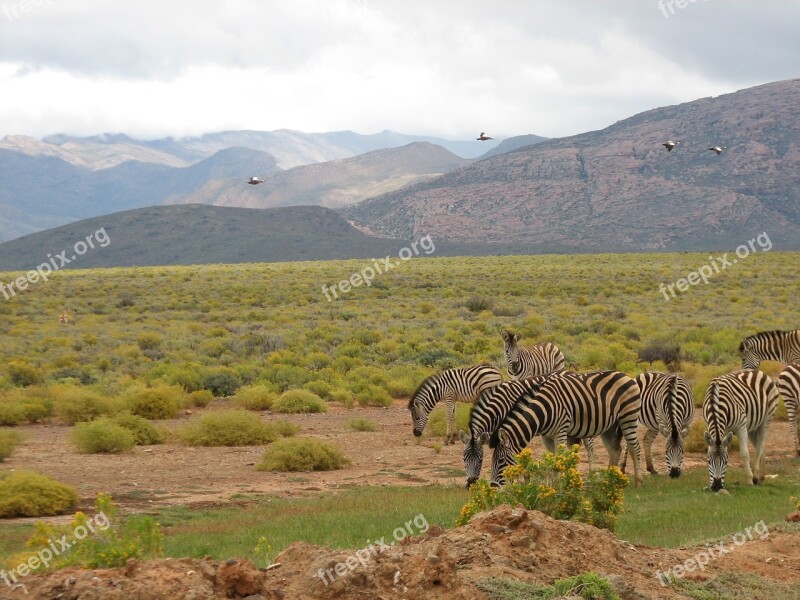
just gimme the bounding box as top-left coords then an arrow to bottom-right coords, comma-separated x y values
343,79 -> 800,251
478,134 -> 548,159
168,142 -> 471,209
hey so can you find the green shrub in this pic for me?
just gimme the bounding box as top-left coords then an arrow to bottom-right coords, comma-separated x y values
124,385 -> 184,420
347,418 -> 376,432
0,470 -> 78,517
457,445 -> 628,531
462,297 -> 493,313
272,390 -> 327,414
54,387 -> 118,425
7,361 -> 43,387
329,388 -> 355,408
272,419 -> 300,437
303,380 -> 334,400
257,437 -> 349,472
136,332 -> 162,351
0,428 -> 22,461
202,368 -> 242,397
112,413 -> 163,445
15,493 -> 162,568
231,385 -> 276,410
684,420 -> 739,453
0,402 -> 25,426
427,403 -> 472,437
179,410 -> 277,446
188,389 -> 214,407
352,384 -> 392,407
71,419 -> 136,454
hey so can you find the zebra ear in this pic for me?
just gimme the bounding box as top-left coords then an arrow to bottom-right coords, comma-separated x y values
459,430 -> 470,444
658,426 -> 670,438
722,432 -> 734,447
703,431 -> 713,446
479,431 -> 490,445
513,333 -> 521,343
498,429 -> 511,448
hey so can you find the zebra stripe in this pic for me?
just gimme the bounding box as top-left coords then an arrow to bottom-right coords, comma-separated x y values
460,375 -> 553,487
703,369 -> 778,491
489,370 -> 643,486
777,363 -> 800,457
739,329 -> 800,369
621,372 -> 694,478
501,330 -> 565,380
408,364 -> 503,445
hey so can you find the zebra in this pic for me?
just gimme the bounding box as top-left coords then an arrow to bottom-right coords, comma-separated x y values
619,372 -> 695,478
460,374 -> 595,487
408,364 -> 503,445
703,369 -> 778,491
489,370 -> 643,487
740,329 -> 800,369
501,329 -> 565,380
777,363 -> 800,457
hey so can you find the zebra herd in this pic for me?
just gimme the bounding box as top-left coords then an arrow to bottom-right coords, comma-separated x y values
407,328 -> 800,492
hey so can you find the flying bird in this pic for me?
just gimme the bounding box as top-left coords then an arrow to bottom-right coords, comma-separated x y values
708,146 -> 726,155
476,132 -> 493,141
247,177 -> 264,185
662,140 -> 679,152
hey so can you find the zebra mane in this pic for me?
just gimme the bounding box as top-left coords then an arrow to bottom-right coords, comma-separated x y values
488,427 -> 501,449
708,380 -> 721,446
666,374 -> 680,442
409,373 -> 438,408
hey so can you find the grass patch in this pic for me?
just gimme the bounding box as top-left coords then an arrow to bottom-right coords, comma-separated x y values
111,412 -> 164,445
231,385 -> 277,411
257,437 -> 348,472
71,418 -> 136,454
179,410 -> 277,446
0,470 -> 78,518
271,390 -> 327,414
671,571 -> 800,599
0,429 -> 22,462
427,402 -> 472,437
616,458 -> 800,547
347,418 -> 376,432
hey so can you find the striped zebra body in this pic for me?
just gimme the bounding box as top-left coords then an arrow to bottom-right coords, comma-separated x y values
777,363 -> 800,457
621,372 -> 695,478
489,370 -> 643,486
501,330 -> 565,380
703,369 -> 778,491
409,364 -> 503,445
740,329 -> 800,369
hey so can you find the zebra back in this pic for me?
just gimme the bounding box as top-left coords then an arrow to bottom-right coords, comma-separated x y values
777,363 -> 800,408
409,363 -> 503,414
491,370 -> 640,452
703,370 -> 779,441
501,330 -> 565,380
468,375 -> 554,437
739,329 -> 800,368
635,371 -> 694,439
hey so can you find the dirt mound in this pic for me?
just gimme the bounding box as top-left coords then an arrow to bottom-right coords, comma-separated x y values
11,506 -> 800,599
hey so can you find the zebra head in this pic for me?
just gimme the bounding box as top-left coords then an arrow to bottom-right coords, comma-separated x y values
408,376 -> 440,437
501,329 -> 522,375
739,338 -> 760,369
663,427 -> 688,478
459,430 -> 490,488
489,428 -> 519,486
704,430 -> 733,491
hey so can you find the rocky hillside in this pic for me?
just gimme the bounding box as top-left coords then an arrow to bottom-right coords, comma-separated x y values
343,79 -> 800,252
170,142 -> 471,209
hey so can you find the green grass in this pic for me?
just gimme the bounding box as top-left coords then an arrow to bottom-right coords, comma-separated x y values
617,458 -> 800,547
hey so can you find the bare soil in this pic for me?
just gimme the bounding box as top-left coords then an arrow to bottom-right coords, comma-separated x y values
3,401 -> 800,599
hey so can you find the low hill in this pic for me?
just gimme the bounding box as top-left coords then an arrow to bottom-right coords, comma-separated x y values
478,133 -> 548,159
343,79 -> 800,252
169,142 -> 471,209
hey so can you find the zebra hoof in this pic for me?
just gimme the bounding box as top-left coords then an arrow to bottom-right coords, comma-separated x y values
752,477 -> 760,486
647,467 -> 658,475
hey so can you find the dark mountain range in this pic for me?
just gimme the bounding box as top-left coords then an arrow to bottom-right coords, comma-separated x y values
343,79 -> 800,252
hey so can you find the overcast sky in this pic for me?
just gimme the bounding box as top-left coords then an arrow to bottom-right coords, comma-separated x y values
0,0 -> 798,141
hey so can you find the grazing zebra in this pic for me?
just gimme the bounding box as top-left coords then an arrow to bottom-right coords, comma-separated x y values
777,363 -> 800,457
489,370 -> 643,486
703,369 -> 778,491
460,374 -> 595,487
740,329 -> 800,369
619,372 -> 695,478
501,330 -> 565,380
409,364 -> 503,445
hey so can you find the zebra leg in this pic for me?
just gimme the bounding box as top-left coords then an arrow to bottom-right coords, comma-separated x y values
542,436 -> 556,453
750,425 -> 769,484
445,393 -> 455,445
736,426 -> 755,485
619,424 -> 643,486
788,399 -> 800,458
584,437 -> 595,472
600,425 -> 623,469
617,438 -> 628,473
644,428 -> 658,474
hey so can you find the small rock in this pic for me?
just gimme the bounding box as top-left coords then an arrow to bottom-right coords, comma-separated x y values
185,409 -> 193,415
785,511 -> 800,523
509,535 -> 531,548
426,553 -> 441,564
243,595 -> 264,600
246,461 -> 255,466
226,558 -> 237,566
486,524 -> 509,534
717,489 -> 731,496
